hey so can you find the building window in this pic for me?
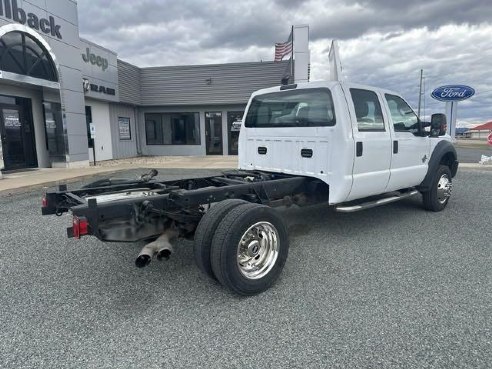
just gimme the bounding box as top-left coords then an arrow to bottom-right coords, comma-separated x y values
43,102 -> 64,157
85,106 -> 94,148
0,31 -> 58,82
145,113 -> 200,145
145,113 -> 163,145
350,89 -> 385,131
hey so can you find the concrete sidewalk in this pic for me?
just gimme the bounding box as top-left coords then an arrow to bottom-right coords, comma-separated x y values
0,156 -> 238,195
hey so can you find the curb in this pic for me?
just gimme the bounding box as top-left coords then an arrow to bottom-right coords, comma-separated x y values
0,169 -> 124,197
459,163 -> 492,171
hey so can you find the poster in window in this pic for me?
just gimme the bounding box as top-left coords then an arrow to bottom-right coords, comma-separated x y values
3,110 -> 21,128
118,117 -> 131,140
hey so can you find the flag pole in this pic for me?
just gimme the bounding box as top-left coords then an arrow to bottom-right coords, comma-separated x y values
290,25 -> 294,83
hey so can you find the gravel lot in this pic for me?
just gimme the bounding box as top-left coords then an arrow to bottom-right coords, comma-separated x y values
0,169 -> 490,368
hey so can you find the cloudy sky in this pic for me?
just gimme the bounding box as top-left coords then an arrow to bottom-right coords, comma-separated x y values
77,0 -> 492,126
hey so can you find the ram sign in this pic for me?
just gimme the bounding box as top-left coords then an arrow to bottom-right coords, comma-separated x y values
431,85 -> 475,102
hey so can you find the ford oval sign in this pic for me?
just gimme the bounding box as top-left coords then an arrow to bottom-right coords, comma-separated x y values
431,85 -> 475,102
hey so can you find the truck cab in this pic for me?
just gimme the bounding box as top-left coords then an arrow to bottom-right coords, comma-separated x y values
238,81 -> 456,205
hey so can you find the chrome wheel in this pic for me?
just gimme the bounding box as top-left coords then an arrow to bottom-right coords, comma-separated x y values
211,204 -> 289,295
237,221 -> 279,280
437,174 -> 452,204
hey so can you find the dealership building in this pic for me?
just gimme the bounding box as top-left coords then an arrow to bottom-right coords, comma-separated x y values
0,0 -> 295,173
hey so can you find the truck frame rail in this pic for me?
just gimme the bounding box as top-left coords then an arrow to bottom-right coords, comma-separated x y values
42,170 -> 329,242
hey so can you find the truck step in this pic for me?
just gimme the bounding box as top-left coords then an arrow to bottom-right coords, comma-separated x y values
335,189 -> 419,213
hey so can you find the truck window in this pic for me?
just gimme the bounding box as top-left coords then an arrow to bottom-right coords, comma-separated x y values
385,94 -> 419,134
244,88 -> 335,128
350,88 -> 385,131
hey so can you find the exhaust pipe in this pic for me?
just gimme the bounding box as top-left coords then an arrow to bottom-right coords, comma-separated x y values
135,228 -> 178,268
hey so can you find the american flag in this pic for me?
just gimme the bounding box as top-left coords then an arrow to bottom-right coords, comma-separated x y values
274,30 -> 293,62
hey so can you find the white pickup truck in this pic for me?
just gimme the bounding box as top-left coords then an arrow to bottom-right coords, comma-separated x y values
239,81 -> 457,211
42,80 -> 458,296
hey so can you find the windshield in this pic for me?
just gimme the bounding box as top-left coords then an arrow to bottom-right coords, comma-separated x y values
244,88 -> 336,128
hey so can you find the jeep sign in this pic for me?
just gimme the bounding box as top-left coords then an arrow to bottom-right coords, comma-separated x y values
82,48 -> 109,71
431,85 -> 475,102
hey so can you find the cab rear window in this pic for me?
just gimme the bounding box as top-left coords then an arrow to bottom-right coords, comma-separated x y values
244,88 -> 336,128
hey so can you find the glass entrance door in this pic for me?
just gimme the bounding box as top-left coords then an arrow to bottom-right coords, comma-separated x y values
205,112 -> 223,155
0,105 -> 36,171
1,107 -> 25,170
227,111 -> 244,155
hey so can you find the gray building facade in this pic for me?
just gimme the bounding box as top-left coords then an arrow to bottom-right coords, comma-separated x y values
0,0 -> 288,174
132,61 -> 288,157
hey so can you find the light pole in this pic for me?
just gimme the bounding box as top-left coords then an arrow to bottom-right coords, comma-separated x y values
417,69 -> 423,120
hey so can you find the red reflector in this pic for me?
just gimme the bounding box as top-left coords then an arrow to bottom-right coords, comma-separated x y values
73,216 -> 89,239
42,195 -> 48,208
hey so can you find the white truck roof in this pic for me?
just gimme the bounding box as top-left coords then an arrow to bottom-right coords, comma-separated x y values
250,80 -> 403,100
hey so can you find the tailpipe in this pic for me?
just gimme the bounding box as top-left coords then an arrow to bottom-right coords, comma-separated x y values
156,246 -> 172,261
135,253 -> 152,268
135,228 -> 178,268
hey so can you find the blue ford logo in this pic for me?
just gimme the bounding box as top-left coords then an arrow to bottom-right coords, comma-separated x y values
431,85 -> 475,101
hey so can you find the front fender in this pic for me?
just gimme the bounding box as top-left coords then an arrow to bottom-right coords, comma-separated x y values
418,140 -> 458,192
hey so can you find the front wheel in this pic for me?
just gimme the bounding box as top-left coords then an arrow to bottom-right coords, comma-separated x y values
210,203 -> 289,296
422,165 -> 453,212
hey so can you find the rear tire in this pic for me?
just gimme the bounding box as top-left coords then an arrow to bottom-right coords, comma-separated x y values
422,165 -> 452,212
193,199 -> 248,279
210,203 -> 289,296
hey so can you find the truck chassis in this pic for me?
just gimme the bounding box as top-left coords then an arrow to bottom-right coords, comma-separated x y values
42,170 -> 332,295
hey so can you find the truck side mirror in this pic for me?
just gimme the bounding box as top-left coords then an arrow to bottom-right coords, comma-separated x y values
430,113 -> 447,137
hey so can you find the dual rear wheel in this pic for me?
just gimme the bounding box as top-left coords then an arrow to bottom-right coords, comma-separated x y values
193,199 -> 289,296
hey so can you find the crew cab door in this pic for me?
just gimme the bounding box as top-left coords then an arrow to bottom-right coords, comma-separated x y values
343,86 -> 392,201
383,93 -> 431,191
